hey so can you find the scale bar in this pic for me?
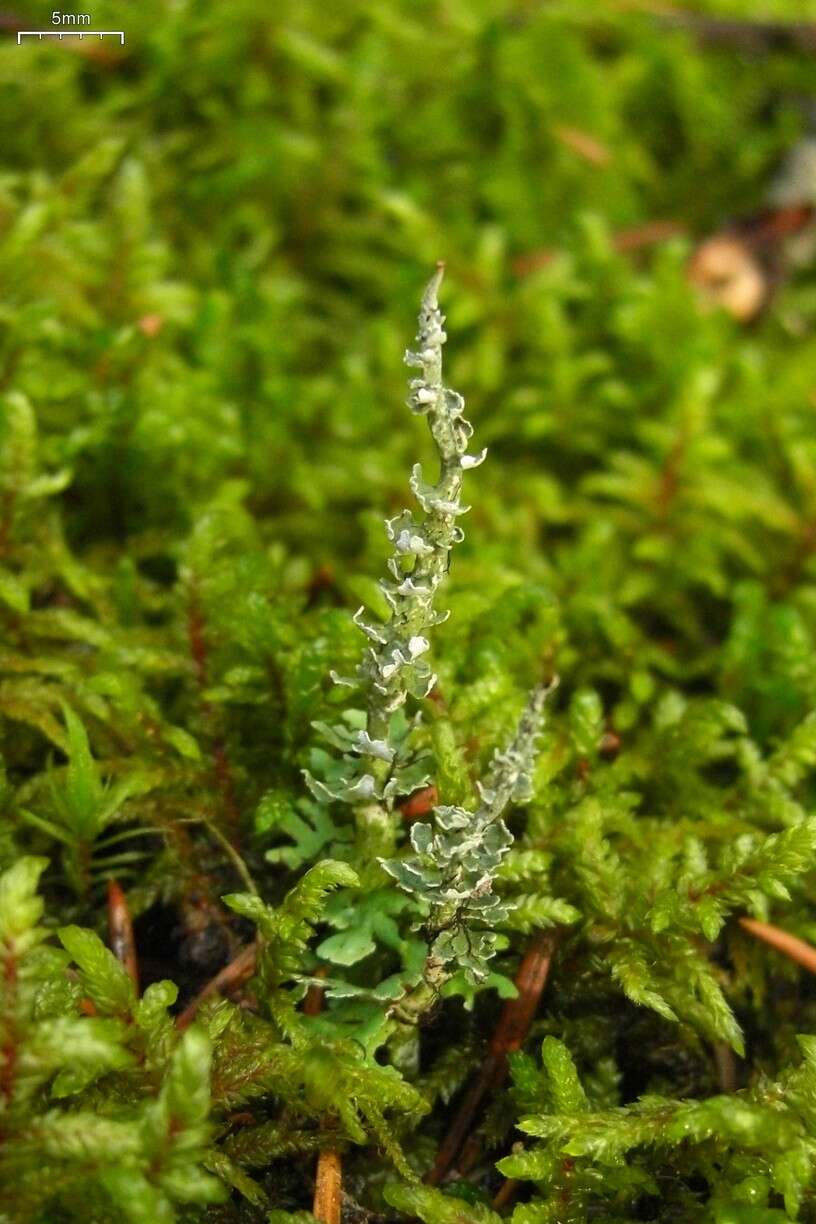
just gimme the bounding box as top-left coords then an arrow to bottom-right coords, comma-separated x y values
17,30 -> 125,44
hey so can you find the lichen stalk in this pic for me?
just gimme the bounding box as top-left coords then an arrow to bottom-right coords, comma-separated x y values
305,265 -> 484,826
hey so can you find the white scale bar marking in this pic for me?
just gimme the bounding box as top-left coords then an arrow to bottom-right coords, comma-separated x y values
17,30 -> 125,44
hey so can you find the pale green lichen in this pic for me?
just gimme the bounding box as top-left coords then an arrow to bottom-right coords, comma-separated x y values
305,268 -> 553,988
305,264 -> 482,813
381,681 -> 558,984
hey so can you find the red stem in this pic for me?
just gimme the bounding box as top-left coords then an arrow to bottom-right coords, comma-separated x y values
0,941 -> 18,1109
107,879 -> 140,992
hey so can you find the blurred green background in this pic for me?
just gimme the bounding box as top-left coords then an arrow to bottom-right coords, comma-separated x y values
3,0 -> 816,563
6,0 -> 816,798
10,10 -> 816,1212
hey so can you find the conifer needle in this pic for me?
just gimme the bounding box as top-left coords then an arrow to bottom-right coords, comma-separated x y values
106,878 -> 139,992
739,915 -> 816,975
426,930 -> 559,1185
175,941 -> 258,1030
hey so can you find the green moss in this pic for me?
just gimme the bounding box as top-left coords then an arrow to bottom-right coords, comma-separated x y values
5,2 -> 816,1219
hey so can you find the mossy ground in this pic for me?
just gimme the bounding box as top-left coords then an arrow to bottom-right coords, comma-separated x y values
5,2 -> 816,1221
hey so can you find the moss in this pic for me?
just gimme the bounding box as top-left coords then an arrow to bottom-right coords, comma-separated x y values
5,1 -> 816,1220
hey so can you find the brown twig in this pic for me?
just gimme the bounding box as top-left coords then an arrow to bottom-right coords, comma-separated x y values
313,1149 -> 342,1224
175,941 -> 258,1031
491,1178 -> 519,1212
486,934 -> 558,1054
739,916 -> 816,975
302,969 -> 343,1224
426,930 -> 559,1185
106,879 -> 139,992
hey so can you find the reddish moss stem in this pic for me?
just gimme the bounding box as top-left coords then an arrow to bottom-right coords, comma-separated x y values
313,1149 -> 342,1224
107,879 -> 139,992
0,941 -> 19,1110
